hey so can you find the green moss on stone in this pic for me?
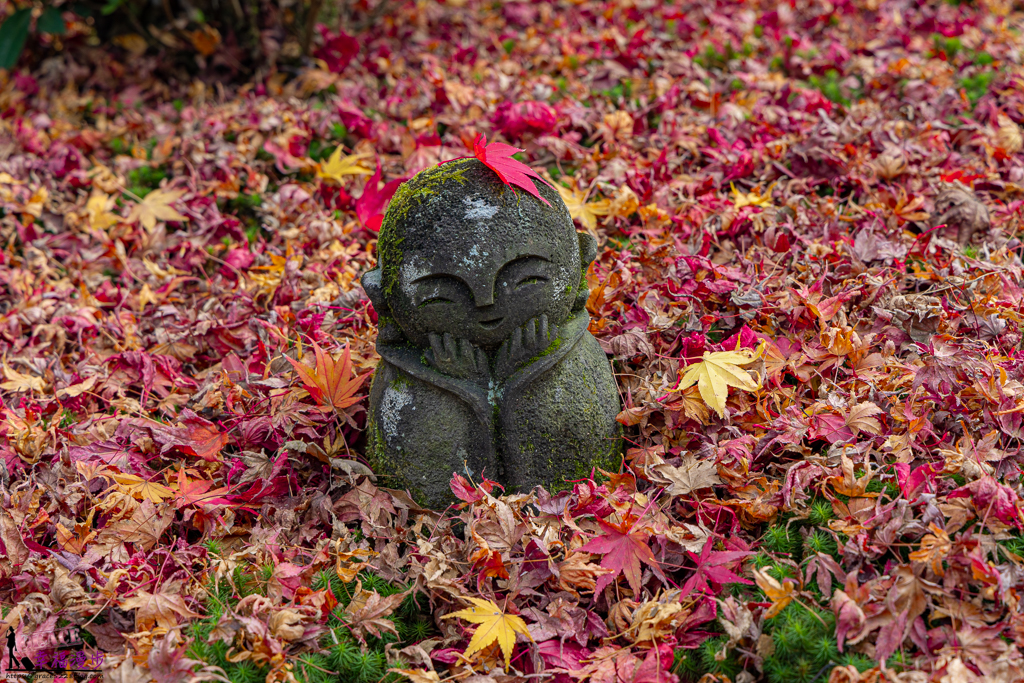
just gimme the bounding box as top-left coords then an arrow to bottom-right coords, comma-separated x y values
547,435 -> 622,493
528,336 -> 562,365
389,374 -> 412,391
389,163 -> 471,222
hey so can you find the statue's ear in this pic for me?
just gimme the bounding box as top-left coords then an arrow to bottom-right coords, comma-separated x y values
361,268 -> 386,311
363,268 -> 405,344
572,232 -> 598,313
578,231 -> 598,269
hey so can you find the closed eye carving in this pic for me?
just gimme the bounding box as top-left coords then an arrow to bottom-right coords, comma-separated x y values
419,296 -> 454,307
516,275 -> 548,288
413,273 -> 469,307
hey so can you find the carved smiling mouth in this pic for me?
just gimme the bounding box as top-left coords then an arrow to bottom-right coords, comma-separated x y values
478,317 -> 504,330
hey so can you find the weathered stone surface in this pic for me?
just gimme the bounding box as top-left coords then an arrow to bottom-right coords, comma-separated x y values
362,158 -> 621,507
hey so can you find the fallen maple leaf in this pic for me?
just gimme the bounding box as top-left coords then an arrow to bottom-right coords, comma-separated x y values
680,538 -> 752,595
731,182 -> 774,209
908,523 -> 951,577
1,361 -> 45,393
171,468 -> 231,509
172,409 -> 229,462
672,342 -> 763,417
996,114 -> 1023,154
344,580 -> 409,642
442,134 -> 552,206
651,454 -> 722,496
577,518 -> 667,597
120,586 -> 201,630
287,342 -> 368,413
108,499 -> 175,551
356,165 -> 404,231
318,148 -> 374,183
390,670 -> 442,683
336,548 -> 377,583
556,183 -> 610,231
845,402 -> 884,437
110,472 -> 175,504
752,567 -> 798,619
85,191 -> 120,231
128,188 -> 188,231
442,597 -> 532,670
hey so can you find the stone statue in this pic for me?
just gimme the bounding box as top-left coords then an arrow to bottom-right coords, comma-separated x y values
361,158 -> 621,507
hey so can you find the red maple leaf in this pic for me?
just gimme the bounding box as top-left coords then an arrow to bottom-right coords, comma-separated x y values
450,471 -> 504,505
680,538 -> 753,596
442,134 -> 552,206
577,518 -> 667,597
172,468 -> 231,509
356,165 -> 404,231
164,409 -> 229,462
470,548 -> 510,591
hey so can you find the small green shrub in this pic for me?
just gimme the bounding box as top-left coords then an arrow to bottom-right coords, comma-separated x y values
763,604 -> 838,683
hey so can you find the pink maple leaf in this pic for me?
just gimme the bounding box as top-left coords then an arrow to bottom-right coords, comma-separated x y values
949,476 -> 1023,529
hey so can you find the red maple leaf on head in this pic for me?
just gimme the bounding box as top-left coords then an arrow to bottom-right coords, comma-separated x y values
442,134 -> 552,206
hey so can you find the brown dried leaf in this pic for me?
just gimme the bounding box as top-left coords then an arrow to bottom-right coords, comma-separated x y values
933,185 -> 990,245
344,580 -> 408,642
120,586 -> 202,631
651,454 -> 722,496
845,402 -> 884,436
995,115 -> 1023,154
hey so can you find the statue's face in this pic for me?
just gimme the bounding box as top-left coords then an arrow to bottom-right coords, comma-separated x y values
387,199 -> 579,350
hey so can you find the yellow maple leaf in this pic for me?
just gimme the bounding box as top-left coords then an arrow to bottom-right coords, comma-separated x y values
1,361 -> 46,393
674,342 -> 764,418
112,33 -> 148,57
248,252 -> 289,300
391,671 -> 441,683
442,597 -> 532,670
556,184 -> 611,232
317,148 -> 374,183
109,473 -> 175,504
128,188 -> 188,231
86,191 -> 120,231
752,567 -> 798,619
731,182 -> 775,210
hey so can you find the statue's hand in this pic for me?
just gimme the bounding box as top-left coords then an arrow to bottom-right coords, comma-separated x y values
494,314 -> 558,379
425,333 -> 490,383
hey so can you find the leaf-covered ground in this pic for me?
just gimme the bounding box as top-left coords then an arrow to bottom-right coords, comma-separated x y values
3,1 -> 1024,682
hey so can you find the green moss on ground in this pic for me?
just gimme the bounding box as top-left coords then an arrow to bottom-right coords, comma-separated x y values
187,566 -> 434,683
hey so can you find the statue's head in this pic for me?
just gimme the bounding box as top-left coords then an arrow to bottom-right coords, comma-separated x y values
362,159 -> 597,350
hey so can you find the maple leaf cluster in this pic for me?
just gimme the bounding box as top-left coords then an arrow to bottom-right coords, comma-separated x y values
4,1 -> 1024,683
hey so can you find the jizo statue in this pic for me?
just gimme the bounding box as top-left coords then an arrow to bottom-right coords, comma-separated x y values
361,157 -> 621,507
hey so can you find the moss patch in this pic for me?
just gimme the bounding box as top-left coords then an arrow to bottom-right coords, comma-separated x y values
378,160 -> 473,297
528,336 -> 563,365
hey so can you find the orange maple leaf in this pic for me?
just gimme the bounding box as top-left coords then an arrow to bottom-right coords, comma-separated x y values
287,342 -> 368,413
752,567 -> 798,619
